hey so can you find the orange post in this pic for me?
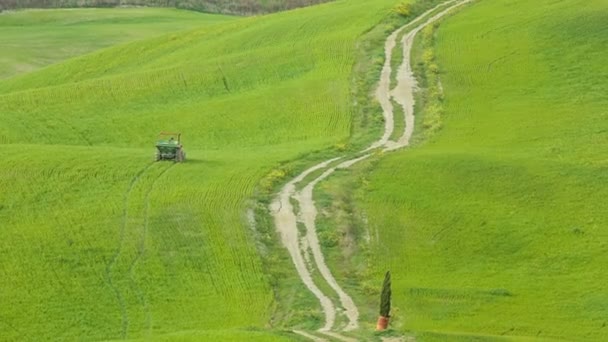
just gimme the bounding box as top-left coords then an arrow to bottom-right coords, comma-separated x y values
376,315 -> 389,331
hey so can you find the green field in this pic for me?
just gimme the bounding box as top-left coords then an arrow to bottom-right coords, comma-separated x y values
353,0 -> 608,340
0,1 -> 400,340
3,0 -> 607,340
0,8 -> 232,79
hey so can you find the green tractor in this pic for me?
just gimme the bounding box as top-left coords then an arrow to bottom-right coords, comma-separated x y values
155,132 -> 186,162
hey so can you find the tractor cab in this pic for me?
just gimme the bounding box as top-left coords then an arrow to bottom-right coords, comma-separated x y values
155,132 -> 186,162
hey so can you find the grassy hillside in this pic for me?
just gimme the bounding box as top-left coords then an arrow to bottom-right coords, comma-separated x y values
357,0 -> 608,340
0,8 -> 232,79
0,0 -> 400,340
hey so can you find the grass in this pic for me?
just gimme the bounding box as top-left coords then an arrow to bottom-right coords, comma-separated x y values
0,1 -> 404,340
8,0 -> 605,340
0,8 -> 233,79
124,328 -> 303,341
353,0 -> 608,340
390,98 -> 405,141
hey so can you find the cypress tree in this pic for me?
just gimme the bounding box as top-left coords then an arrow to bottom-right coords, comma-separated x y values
380,271 -> 391,317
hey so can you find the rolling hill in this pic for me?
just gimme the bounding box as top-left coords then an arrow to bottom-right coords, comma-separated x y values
0,8 -> 234,79
0,0 -> 401,340
352,0 -> 608,339
3,0 -> 606,340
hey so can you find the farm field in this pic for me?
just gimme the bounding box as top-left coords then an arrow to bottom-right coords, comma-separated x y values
0,0 -> 402,340
3,0 -> 605,340
352,0 -> 608,340
0,8 -> 232,79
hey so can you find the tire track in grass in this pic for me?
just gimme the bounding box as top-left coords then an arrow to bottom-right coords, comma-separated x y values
386,0 -> 474,151
366,0 -> 460,152
127,163 -> 174,338
297,155 -> 370,333
293,330 -> 329,342
105,162 -> 154,339
271,158 -> 341,332
271,0 -> 473,338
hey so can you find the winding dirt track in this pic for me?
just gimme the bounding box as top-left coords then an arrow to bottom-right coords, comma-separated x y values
271,0 -> 472,337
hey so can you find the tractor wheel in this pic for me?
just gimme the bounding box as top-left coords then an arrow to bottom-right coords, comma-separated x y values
176,149 -> 185,162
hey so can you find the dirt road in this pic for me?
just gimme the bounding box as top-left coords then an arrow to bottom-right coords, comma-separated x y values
270,0 -> 472,337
